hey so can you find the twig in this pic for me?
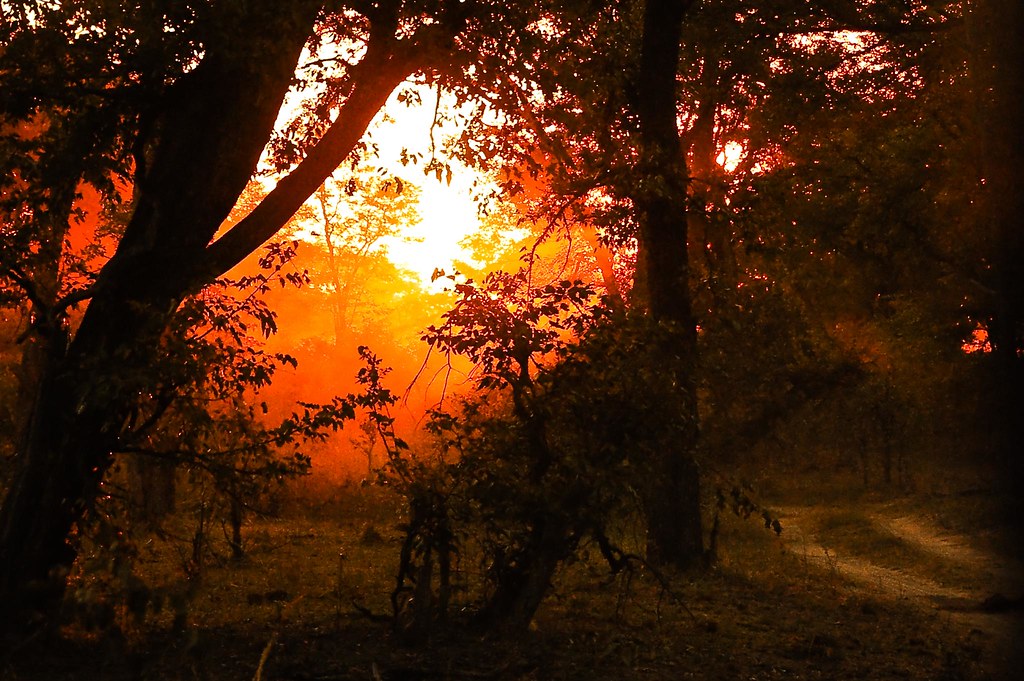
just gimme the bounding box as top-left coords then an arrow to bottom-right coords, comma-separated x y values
594,531 -> 698,623
252,631 -> 278,681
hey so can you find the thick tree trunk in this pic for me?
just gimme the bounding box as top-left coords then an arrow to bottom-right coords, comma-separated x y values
0,277 -> 198,635
11,158 -> 81,449
0,380 -> 103,629
476,517 -> 572,633
633,0 -> 703,569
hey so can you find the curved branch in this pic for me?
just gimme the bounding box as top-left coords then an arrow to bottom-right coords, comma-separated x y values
199,22 -> 461,286
53,286 -> 94,314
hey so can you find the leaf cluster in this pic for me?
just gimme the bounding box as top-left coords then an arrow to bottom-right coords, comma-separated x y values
422,270 -> 602,394
107,242 -> 347,509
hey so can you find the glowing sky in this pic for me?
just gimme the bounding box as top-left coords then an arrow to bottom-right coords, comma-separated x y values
362,86 -> 490,285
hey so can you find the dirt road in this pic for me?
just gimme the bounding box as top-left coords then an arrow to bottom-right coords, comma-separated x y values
777,505 -> 1024,680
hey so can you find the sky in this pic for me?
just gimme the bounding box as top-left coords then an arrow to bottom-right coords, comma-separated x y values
350,86 -> 491,285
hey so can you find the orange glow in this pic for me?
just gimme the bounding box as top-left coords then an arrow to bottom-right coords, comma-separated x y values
716,141 -> 744,172
961,325 -> 992,354
269,49 -> 501,288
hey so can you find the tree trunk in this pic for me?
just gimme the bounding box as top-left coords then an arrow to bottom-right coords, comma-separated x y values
685,76 -> 737,304
632,0 -> 703,569
0,342 -> 128,632
476,517 -> 572,633
580,226 -> 625,310
129,455 -> 177,527
11,156 -> 81,450
229,495 -> 245,561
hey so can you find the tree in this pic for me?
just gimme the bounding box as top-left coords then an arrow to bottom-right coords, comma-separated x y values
713,0 -> 1023,488
99,242 -> 331,568
629,0 -> 703,568
309,173 -> 421,347
0,0 -> 480,636
440,0 -> 955,567
436,0 -> 704,567
387,272 -> 695,633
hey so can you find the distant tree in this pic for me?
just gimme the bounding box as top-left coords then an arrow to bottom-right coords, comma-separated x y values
309,173 -> 421,347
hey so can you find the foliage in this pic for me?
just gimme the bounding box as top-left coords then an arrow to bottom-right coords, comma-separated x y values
430,0 -> 966,513
440,0 -> 951,248
110,241 -> 322,477
361,269 -> 713,635
58,241 -> 363,633
1,0 -> 1018,650
698,3 -> 1011,482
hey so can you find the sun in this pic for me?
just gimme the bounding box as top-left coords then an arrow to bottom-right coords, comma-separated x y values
362,85 -> 491,286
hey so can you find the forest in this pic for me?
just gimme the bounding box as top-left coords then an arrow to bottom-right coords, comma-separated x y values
0,0 -> 1022,679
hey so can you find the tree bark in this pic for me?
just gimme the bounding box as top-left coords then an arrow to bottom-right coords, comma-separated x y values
580,226 -> 625,309
632,0 -> 703,569
476,516 -> 572,633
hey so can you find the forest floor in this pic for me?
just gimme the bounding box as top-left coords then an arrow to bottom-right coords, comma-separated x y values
2,484 -> 1022,681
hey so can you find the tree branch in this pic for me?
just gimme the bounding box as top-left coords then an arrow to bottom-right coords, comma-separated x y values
199,22 -> 461,286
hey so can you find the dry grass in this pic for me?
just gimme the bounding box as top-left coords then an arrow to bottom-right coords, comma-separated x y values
799,507 -> 975,589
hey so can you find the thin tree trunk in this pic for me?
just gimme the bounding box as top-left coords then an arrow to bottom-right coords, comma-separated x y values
685,80 -> 737,302
229,496 -> 245,560
580,226 -> 624,309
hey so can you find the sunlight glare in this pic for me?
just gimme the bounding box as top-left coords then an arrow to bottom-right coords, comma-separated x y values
366,86 -> 493,287
716,141 -> 744,172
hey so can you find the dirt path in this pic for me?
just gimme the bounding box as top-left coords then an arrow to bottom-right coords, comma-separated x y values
776,506 -> 1024,679
870,512 -> 1024,596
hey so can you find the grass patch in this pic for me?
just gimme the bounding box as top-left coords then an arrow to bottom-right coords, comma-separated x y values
882,491 -> 1024,564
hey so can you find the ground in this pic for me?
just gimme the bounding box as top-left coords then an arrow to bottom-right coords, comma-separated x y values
777,499 -> 1024,680
1,482 -> 1021,680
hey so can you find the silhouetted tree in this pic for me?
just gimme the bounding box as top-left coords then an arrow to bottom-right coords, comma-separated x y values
0,0 -> 477,636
